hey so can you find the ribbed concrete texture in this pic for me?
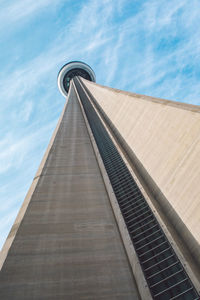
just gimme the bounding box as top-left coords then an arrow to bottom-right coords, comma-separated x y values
83,79 -> 200,267
0,85 -> 139,299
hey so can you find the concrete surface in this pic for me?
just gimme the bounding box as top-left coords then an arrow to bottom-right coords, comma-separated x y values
0,85 -> 139,300
82,79 -> 200,269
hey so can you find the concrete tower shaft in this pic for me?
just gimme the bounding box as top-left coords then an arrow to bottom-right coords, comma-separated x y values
0,61 -> 200,300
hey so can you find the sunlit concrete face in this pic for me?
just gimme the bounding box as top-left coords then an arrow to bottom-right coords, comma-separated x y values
0,84 -> 139,299
82,78 -> 200,269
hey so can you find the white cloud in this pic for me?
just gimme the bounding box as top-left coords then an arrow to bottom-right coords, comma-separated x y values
21,101 -> 33,122
0,118 -> 56,173
0,0 -> 63,25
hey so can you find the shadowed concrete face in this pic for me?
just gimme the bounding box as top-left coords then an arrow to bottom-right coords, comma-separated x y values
0,85 -> 139,299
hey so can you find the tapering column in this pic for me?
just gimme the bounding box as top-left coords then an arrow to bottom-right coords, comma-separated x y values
0,62 -> 139,299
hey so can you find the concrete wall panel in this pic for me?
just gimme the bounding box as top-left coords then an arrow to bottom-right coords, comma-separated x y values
83,80 -> 200,255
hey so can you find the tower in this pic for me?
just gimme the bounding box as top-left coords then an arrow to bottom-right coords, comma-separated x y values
0,61 -> 200,299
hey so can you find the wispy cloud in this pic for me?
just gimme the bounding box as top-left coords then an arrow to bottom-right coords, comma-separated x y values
0,0 -> 63,26
0,120 -> 56,174
94,0 -> 200,104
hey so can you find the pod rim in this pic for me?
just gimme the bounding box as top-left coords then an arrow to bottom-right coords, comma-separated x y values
57,61 -> 96,97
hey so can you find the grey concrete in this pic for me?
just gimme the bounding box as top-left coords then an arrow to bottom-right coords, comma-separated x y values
0,85 -> 139,300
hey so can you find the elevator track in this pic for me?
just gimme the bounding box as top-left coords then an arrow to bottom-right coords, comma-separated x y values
74,77 -> 199,300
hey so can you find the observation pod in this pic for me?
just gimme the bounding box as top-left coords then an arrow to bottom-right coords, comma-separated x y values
57,61 -> 96,97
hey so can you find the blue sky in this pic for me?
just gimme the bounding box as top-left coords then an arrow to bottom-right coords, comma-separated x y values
1,0 -> 200,249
